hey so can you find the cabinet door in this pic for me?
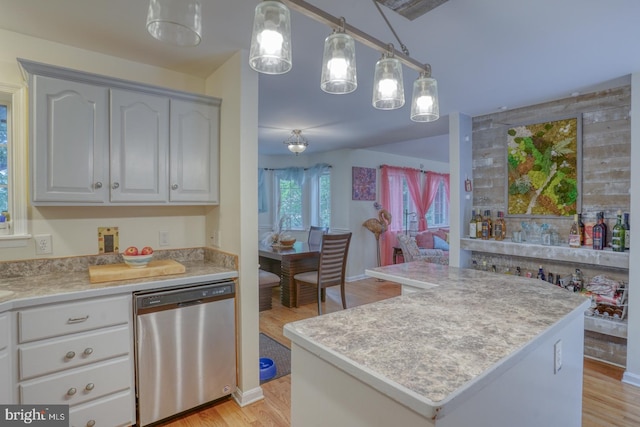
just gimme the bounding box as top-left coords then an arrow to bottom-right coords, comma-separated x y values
169,99 -> 220,203
110,89 -> 169,203
0,313 -> 10,403
31,76 -> 109,204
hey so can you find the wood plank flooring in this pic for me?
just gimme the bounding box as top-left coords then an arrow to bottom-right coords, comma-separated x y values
161,278 -> 640,427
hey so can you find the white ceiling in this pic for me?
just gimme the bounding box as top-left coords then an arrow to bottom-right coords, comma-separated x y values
1,0 -> 639,163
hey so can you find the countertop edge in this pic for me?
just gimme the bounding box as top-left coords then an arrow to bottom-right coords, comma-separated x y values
365,268 -> 438,290
0,270 -> 238,311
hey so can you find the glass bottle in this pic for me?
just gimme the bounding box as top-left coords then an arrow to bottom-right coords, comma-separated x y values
469,209 -> 477,239
592,212 -> 604,250
537,265 -> 546,281
624,212 -> 630,251
568,214 -> 581,248
600,212 -> 608,247
484,210 -> 493,239
481,215 -> 489,240
578,213 -> 585,246
494,211 -> 506,241
475,210 -> 483,239
612,210 -> 625,252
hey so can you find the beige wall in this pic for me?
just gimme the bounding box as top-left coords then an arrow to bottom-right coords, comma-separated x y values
0,29 -> 213,261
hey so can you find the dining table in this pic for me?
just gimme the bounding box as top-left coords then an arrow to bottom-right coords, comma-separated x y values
258,241 -> 320,308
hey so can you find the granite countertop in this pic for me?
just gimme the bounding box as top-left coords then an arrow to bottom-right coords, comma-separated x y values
284,261 -> 589,419
0,248 -> 238,310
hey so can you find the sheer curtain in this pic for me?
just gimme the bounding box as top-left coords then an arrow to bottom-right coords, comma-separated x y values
423,172 -> 450,228
405,169 -> 429,231
380,165 -> 405,266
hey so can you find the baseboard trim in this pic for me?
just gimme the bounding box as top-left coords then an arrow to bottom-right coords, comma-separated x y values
622,371 -> 640,388
232,386 -> 264,407
347,274 -> 367,282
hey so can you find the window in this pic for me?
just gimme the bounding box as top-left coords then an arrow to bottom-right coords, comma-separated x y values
0,104 -> 7,212
402,177 -> 449,231
274,166 -> 331,230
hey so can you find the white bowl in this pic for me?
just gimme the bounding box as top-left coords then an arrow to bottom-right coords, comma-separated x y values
122,253 -> 153,268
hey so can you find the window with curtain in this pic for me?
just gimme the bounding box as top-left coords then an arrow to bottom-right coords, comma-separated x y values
276,175 -> 303,229
402,176 -> 449,231
0,103 -> 7,213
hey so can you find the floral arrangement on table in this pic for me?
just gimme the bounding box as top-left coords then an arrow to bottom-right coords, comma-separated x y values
261,215 -> 296,247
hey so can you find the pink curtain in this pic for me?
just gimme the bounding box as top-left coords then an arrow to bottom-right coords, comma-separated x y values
380,166 -> 405,266
422,172 -> 447,229
405,169 -> 430,231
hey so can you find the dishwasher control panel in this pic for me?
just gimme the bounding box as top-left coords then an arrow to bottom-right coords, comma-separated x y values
135,281 -> 235,310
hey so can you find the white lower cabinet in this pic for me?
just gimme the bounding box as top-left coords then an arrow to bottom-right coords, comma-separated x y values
0,313 -> 10,403
15,295 -> 135,425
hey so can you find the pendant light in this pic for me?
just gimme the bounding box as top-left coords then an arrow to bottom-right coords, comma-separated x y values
410,68 -> 439,122
249,1 -> 292,75
283,129 -> 309,155
320,19 -> 357,94
146,0 -> 202,46
372,47 -> 404,110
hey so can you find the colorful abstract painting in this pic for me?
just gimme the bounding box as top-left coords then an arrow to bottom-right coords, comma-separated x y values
507,116 -> 581,217
352,167 -> 376,201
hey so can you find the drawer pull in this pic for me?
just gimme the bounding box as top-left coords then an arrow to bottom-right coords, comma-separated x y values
67,387 -> 77,396
67,315 -> 90,324
65,351 -> 76,359
86,420 -> 96,427
83,347 -> 94,356
85,383 -> 95,391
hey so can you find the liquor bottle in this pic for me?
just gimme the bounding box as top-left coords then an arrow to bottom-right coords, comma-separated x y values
578,213 -> 585,246
624,212 -> 630,250
484,210 -> 493,239
599,212 -> 608,247
469,209 -> 477,239
568,214 -> 581,248
481,215 -> 489,240
537,265 -> 546,281
592,212 -> 605,250
494,211 -> 506,241
612,210 -> 625,252
475,210 -> 483,239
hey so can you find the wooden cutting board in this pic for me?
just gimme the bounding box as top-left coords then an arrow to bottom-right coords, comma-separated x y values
89,259 -> 186,283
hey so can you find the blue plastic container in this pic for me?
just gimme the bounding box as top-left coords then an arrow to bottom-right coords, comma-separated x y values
259,357 -> 276,381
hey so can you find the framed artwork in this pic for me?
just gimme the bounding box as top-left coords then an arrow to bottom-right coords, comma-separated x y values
352,167 -> 376,201
506,115 -> 582,217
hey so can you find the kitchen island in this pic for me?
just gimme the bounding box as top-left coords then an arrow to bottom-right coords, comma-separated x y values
283,261 -> 590,427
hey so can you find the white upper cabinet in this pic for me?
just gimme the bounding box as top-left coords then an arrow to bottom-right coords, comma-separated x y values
31,75 -> 109,203
170,99 -> 219,203
20,59 -> 221,206
111,89 -> 169,203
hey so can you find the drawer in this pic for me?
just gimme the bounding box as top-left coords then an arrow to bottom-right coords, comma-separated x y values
20,356 -> 132,406
0,313 -> 8,350
69,389 -> 134,427
19,325 -> 131,380
19,295 -> 130,343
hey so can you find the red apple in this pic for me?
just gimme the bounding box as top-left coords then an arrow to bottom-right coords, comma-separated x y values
141,246 -> 154,255
124,246 -> 138,256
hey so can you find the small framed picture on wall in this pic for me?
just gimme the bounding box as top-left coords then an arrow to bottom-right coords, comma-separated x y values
352,167 -> 376,201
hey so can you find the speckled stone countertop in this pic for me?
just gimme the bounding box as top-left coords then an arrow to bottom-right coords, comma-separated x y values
284,261 -> 589,419
0,247 -> 238,310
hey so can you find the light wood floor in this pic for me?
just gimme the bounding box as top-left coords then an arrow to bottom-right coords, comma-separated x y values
162,278 -> 640,427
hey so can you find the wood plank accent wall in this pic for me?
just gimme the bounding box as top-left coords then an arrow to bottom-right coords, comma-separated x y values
472,85 -> 631,243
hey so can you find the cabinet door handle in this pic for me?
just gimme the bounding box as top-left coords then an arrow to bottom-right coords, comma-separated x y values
83,347 -> 94,356
171,184 -> 179,190
67,315 -> 89,324
67,387 -> 77,396
94,182 -> 103,189
85,383 -> 95,391
86,420 -> 96,427
65,351 -> 76,359
112,182 -> 120,189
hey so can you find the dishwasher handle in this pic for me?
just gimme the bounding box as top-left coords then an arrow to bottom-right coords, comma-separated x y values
177,299 -> 203,308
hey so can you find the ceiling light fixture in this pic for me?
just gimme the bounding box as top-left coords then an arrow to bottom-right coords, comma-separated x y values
146,0 -> 202,47
249,0 -> 292,75
283,129 -> 309,155
410,67 -> 439,122
321,18 -> 357,94
372,46 -> 404,110
249,0 -> 439,122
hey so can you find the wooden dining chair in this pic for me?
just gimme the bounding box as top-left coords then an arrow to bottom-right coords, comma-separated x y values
293,232 -> 352,315
308,226 -> 329,246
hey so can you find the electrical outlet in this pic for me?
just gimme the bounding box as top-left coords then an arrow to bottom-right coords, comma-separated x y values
554,340 -> 562,374
210,230 -> 220,247
35,234 -> 53,255
159,231 -> 170,246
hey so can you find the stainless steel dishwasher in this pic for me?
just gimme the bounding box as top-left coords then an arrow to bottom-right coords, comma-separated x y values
134,280 -> 236,426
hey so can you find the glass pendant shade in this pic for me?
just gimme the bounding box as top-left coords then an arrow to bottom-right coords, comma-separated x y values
372,56 -> 404,110
146,0 -> 202,46
410,74 -> 439,122
249,1 -> 292,75
284,129 -> 308,155
320,32 -> 357,94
